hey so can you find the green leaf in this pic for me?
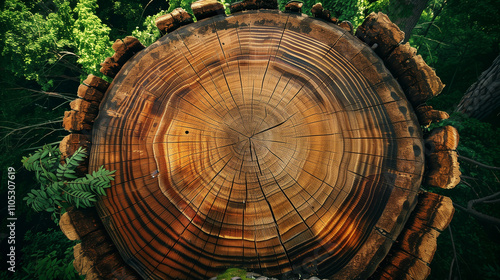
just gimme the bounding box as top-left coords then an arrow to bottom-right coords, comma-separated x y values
65,173 -> 78,179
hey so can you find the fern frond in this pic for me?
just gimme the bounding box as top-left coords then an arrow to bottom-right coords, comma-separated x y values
23,144 -> 115,225
56,147 -> 87,181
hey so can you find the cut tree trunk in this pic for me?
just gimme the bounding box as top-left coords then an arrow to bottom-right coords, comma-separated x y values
90,9 -> 425,280
59,4 -> 459,280
456,53 -> 500,121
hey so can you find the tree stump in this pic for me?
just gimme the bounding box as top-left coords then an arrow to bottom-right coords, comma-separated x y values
90,10 -> 424,279
60,4 -> 460,280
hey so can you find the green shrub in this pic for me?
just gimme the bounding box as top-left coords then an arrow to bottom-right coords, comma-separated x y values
22,144 -> 115,224
0,228 -> 82,280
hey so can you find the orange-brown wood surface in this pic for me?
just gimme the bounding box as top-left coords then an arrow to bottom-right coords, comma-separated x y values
424,126 -> 461,189
90,10 -> 425,279
155,8 -> 194,34
370,191 -> 454,280
415,105 -> 449,127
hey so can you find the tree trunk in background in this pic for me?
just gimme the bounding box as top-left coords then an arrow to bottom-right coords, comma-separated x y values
385,0 -> 429,42
456,54 -> 500,121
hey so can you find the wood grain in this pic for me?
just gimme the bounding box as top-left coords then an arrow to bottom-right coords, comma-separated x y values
357,18 -> 444,107
90,10 -> 424,279
424,126 -> 461,189
369,191 -> 454,280
59,133 -> 91,159
60,212 -> 80,240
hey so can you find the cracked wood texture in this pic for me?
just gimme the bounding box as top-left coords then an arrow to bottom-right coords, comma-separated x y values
90,10 -> 424,280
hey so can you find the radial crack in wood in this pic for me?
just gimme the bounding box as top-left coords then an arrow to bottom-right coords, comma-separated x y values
89,10 -> 431,280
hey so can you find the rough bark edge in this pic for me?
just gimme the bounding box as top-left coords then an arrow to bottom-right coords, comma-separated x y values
424,126 -> 461,189
356,14 -> 444,106
192,0 -> 226,21
59,9 -> 460,280
63,75 -> 108,133
59,35 -> 144,279
369,191 -> 455,280
155,8 -> 194,34
355,12 -> 405,59
67,207 -> 141,279
60,212 -> 80,241
59,133 -> 91,174
284,1 -> 303,13
100,37 -> 145,78
230,0 -> 278,14
310,3 -> 338,23
415,105 -> 449,127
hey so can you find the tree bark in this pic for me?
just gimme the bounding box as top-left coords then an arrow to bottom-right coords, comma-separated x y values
90,10 -> 426,280
456,54 -> 500,120
58,6 -> 457,280
384,0 -> 429,42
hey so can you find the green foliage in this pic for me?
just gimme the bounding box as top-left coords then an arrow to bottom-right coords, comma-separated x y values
427,112 -> 500,165
22,144 -> 115,224
72,0 -> 114,77
97,0 -> 143,39
216,268 -> 252,280
167,0 -> 196,15
410,0 -> 500,111
0,0 -> 113,88
0,0 -> 77,88
170,0 -> 368,27
21,250 -> 80,280
0,228 -> 82,280
132,11 -> 169,47
364,0 -> 390,14
423,113 -> 500,279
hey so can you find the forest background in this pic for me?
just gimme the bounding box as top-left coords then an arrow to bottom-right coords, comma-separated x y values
0,0 -> 499,279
